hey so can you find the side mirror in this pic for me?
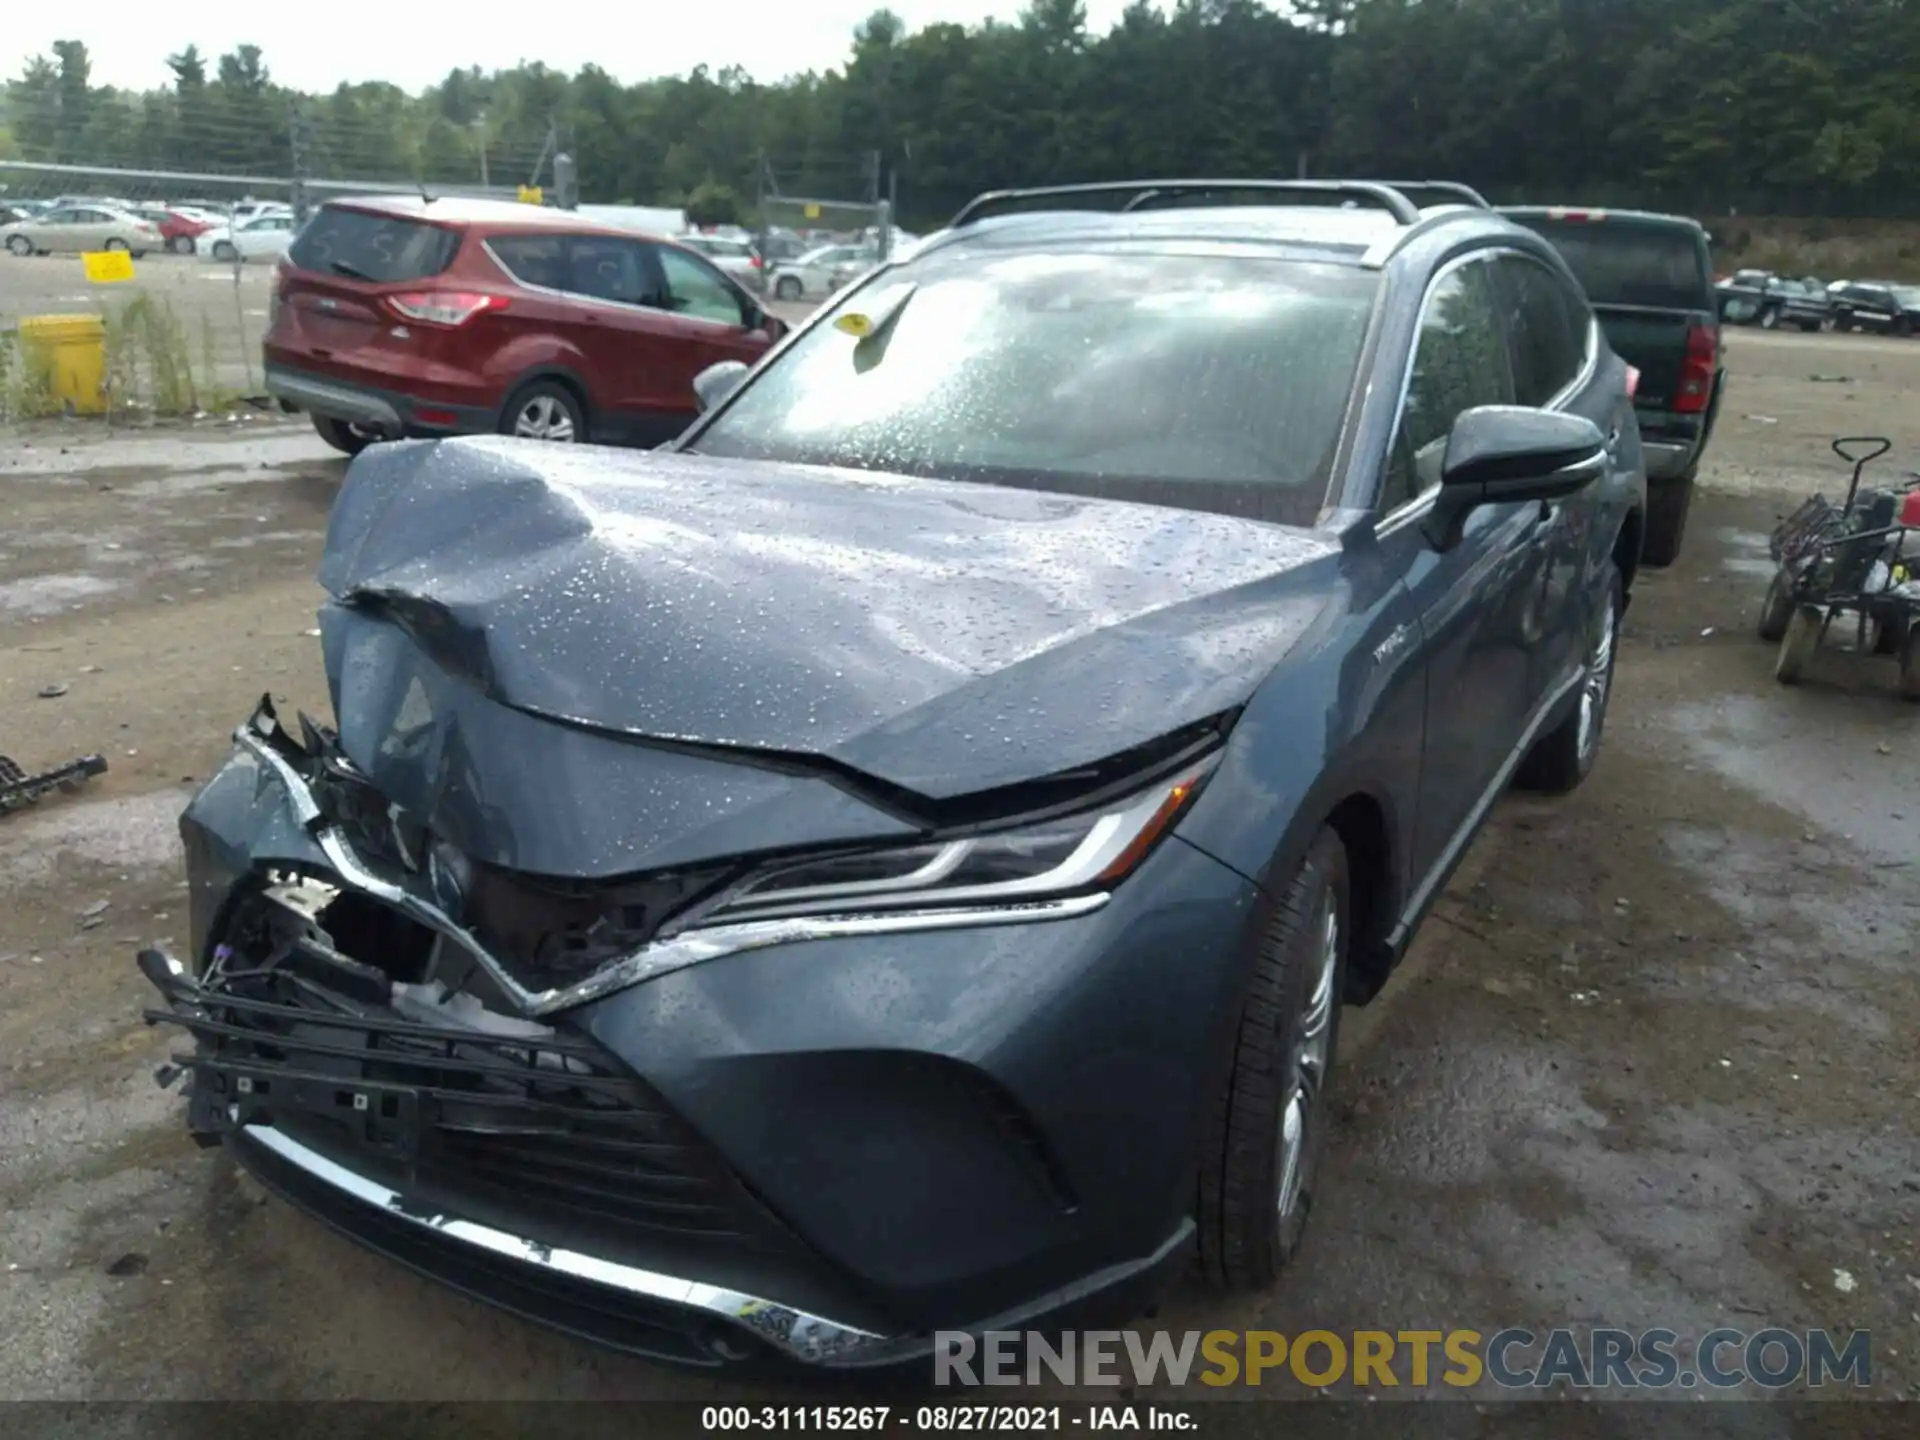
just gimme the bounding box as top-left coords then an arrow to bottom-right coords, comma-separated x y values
1422,406 -> 1607,551
692,360 -> 750,413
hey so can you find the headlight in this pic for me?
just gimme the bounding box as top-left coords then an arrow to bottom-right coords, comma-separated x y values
697,754 -> 1220,927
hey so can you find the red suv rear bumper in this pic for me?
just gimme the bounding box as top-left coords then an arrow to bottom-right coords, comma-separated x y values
265,364 -> 496,439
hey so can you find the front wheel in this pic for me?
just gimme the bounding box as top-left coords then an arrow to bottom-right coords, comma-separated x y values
1517,565 -> 1622,794
502,379 -> 584,443
1895,316 -> 1914,339
774,276 -> 802,300
1775,605 -> 1823,684
1641,473 -> 1695,568
168,235 -> 195,255
211,241 -> 237,263
1758,306 -> 1780,330
5,235 -> 30,257
1198,827 -> 1349,1291
103,237 -> 129,253
1757,570 -> 1794,642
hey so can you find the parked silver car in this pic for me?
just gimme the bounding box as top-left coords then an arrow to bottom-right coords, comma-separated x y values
2,204 -> 163,258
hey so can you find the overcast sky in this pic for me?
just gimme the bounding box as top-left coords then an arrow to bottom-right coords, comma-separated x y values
4,2 -> 1147,94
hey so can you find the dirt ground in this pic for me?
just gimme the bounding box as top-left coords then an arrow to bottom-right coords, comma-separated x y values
1,328 -> 1917,1412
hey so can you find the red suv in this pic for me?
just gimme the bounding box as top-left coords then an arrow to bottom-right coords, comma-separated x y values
265,197 -> 789,455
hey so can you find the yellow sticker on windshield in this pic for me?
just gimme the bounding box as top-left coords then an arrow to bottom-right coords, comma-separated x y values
834,312 -> 874,338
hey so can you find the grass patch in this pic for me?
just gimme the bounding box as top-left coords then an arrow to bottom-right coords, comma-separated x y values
0,293 -> 247,424
1710,217 -> 1920,282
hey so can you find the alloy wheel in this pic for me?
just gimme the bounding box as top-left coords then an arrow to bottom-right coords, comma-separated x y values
512,394 -> 577,442
1276,899 -> 1338,1222
1577,588 -> 1617,763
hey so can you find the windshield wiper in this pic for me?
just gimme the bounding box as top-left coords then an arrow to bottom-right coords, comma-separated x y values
329,260 -> 375,281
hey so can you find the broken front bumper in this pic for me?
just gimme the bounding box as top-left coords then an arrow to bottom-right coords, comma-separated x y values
145,701 -> 1244,1367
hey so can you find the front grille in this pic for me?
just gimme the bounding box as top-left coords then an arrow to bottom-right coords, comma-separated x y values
149,881 -> 821,1288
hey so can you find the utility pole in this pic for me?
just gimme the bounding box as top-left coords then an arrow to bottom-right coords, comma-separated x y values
288,97 -> 311,224
753,148 -> 769,284
475,113 -> 490,187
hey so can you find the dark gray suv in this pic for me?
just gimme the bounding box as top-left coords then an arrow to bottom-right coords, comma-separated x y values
142,180 -> 1647,1373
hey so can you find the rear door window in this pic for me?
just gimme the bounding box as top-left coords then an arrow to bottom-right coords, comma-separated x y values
289,207 -> 461,282
1493,255 -> 1588,407
487,233 -> 568,290
1507,217 -> 1710,311
566,235 -> 659,306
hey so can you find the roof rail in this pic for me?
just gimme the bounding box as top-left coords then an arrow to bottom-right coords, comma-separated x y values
949,179 -> 1423,229
1364,180 -> 1490,209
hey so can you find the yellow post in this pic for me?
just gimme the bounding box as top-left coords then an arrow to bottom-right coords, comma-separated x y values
18,315 -> 109,416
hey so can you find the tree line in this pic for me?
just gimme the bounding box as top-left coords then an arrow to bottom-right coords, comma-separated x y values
2,0 -> 1916,228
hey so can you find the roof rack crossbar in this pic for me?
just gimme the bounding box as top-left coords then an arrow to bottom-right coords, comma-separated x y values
1367,180 -> 1491,209
950,179 -> 1423,229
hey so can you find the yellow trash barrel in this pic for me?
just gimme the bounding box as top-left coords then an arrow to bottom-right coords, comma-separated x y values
18,314 -> 108,416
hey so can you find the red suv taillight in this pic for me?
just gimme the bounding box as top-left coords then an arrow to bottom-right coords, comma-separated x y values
1675,323 -> 1717,414
386,291 -> 505,326
750,254 -> 764,268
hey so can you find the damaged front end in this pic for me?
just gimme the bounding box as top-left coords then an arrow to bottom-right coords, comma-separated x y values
139,697 -> 909,1367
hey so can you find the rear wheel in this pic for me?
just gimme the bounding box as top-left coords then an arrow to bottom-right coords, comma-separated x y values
502,380 -> 584,443
1518,565 -> 1621,794
1896,316 -> 1915,339
1199,827 -> 1349,1291
168,235 -> 195,255
6,236 -> 31,257
1642,472 -> 1695,568
312,415 -> 378,456
103,238 -> 129,253
774,275 -> 802,300
211,240 -> 237,263
1899,624 -> 1920,701
1757,570 -> 1794,642
1775,605 -> 1823,685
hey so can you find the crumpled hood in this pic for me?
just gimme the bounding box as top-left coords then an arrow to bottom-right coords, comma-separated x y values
319,437 -> 1336,800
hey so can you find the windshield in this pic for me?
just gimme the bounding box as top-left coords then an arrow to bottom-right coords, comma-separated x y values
693,247 -> 1377,527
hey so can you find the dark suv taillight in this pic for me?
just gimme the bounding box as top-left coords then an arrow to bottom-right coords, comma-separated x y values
386,291 -> 505,326
1674,323 -> 1716,414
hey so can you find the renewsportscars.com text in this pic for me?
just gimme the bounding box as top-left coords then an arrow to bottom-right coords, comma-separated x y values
933,1328 -> 1873,1390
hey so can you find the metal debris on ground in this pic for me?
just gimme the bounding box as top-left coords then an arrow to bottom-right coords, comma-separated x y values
0,751 -> 109,817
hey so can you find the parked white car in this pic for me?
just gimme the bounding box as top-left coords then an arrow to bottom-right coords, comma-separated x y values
1,204 -> 163,257
677,234 -> 761,285
200,211 -> 300,265
766,244 -> 876,300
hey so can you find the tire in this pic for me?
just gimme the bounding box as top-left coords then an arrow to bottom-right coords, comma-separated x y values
1198,827 -> 1349,1291
774,276 -> 802,300
1899,624 -> 1920,701
1775,605 -> 1823,685
1641,473 -> 1695,568
1517,564 -> 1622,794
1872,613 -> 1903,656
211,241 -> 237,263
1757,570 -> 1794,642
1895,316 -> 1914,339
1758,306 -> 1780,330
501,379 -> 584,443
312,415 -> 377,457
104,238 -> 129,253
168,235 -> 195,255
5,235 -> 30,257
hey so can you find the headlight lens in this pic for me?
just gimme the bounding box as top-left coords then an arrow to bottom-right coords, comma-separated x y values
698,754 -> 1219,926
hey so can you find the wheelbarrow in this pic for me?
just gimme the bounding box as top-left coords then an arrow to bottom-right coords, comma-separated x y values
1756,436 -> 1920,698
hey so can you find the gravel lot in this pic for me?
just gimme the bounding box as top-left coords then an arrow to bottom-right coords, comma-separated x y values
1,326 -> 1917,1415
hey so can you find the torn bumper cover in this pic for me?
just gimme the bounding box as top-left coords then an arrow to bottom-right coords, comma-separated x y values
140,698 -> 1243,1367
